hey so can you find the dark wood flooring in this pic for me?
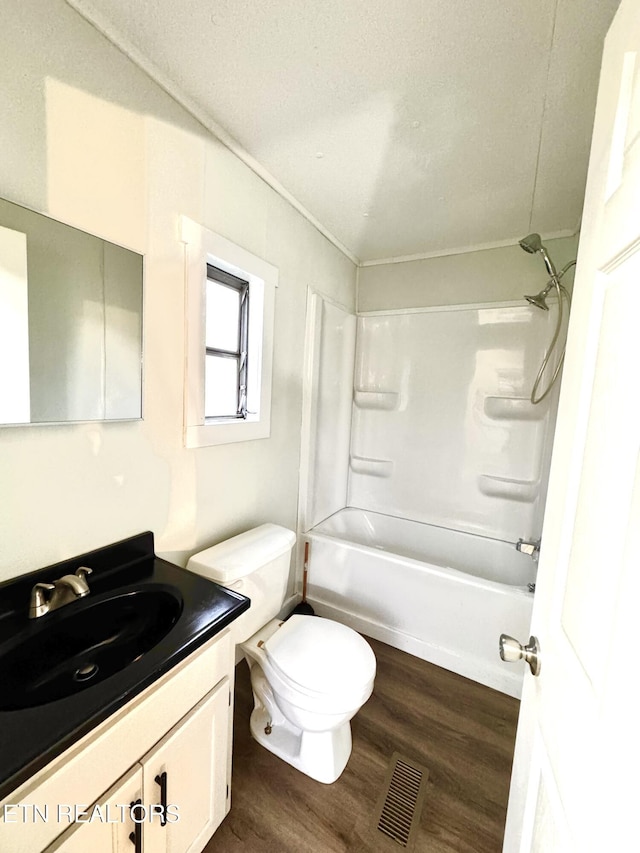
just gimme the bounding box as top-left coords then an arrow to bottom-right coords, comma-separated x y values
204,638 -> 519,853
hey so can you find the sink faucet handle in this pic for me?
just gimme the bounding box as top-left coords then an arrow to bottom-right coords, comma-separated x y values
75,566 -> 93,581
69,566 -> 93,596
29,582 -> 56,619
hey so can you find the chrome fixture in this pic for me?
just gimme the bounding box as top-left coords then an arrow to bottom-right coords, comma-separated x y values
519,233 -> 557,279
519,233 -> 576,404
499,633 -> 541,676
518,233 -> 543,254
525,288 -> 552,311
524,262 -> 574,313
29,566 -> 93,619
516,538 -> 541,561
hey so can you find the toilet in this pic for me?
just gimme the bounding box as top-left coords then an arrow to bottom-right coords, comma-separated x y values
186,523 -> 376,783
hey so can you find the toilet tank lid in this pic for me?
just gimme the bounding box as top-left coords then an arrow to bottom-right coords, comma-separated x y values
186,524 -> 296,583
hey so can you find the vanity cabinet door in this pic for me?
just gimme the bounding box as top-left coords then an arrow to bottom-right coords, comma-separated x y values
141,679 -> 231,853
46,766 -> 143,853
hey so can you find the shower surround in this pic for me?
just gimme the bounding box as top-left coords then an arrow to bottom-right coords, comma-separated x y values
349,304 -> 559,541
301,290 -> 564,696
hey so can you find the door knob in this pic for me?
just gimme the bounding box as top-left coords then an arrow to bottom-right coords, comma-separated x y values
499,634 -> 541,676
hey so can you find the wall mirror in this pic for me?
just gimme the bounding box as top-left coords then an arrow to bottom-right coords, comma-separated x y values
0,196 -> 143,426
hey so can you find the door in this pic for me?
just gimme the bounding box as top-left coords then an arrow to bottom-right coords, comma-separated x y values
503,1 -> 640,850
47,766 -> 143,853
141,680 -> 231,853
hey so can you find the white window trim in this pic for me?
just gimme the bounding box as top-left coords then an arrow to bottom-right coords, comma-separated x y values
181,217 -> 277,448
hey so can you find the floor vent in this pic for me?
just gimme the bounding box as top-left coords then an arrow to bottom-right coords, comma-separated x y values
375,752 -> 429,850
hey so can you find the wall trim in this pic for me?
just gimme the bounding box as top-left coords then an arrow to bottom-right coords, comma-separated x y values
359,228 -> 579,268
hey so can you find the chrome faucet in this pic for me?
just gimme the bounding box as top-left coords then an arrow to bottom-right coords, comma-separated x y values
516,539 -> 541,561
29,566 -> 93,619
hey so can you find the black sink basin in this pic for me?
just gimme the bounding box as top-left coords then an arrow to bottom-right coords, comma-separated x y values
0,531 -> 250,802
0,587 -> 183,710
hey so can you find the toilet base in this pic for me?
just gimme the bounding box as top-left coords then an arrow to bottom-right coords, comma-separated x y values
249,704 -> 352,784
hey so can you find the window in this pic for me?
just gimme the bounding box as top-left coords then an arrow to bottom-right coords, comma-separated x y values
205,264 -> 249,419
181,218 -> 277,448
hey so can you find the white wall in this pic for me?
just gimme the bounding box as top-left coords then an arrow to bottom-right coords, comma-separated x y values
0,0 -> 356,582
358,235 -> 579,312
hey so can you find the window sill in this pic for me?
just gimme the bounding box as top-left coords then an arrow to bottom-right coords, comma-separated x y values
184,418 -> 270,448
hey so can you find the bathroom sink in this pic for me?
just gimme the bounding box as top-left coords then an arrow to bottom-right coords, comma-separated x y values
0,587 -> 182,710
0,531 -> 250,801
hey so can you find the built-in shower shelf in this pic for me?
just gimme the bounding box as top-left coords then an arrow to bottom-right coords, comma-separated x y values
350,455 -> 394,478
353,390 -> 399,411
478,474 -> 539,503
484,396 -> 544,420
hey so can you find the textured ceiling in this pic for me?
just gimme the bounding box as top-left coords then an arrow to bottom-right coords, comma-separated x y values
67,0 -> 619,263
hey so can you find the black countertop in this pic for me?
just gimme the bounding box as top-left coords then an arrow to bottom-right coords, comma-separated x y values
0,532 -> 249,801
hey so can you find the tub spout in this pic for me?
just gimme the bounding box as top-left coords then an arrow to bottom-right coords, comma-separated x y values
516,539 -> 540,561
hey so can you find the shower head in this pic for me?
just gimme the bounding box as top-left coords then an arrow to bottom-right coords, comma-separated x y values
519,233 -> 543,254
525,289 -> 550,310
519,233 -> 559,280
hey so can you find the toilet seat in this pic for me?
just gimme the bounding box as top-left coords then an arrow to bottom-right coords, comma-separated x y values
263,615 -> 376,706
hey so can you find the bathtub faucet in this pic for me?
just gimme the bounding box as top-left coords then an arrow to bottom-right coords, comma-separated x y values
516,538 -> 540,561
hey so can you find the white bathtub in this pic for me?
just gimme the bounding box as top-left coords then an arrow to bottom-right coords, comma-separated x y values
305,508 -> 536,698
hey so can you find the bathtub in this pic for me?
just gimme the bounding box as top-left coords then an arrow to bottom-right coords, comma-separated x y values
305,508 -> 536,698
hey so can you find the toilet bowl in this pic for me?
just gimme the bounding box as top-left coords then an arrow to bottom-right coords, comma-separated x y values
186,524 -> 376,783
243,614 -> 376,782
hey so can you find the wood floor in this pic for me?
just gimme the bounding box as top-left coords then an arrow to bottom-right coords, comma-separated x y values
204,638 -> 520,853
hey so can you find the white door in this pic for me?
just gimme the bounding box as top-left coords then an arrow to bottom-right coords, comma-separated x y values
503,1 -> 640,850
141,681 -> 231,853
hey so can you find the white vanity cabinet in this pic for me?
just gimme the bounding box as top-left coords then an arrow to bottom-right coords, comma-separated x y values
0,629 -> 234,853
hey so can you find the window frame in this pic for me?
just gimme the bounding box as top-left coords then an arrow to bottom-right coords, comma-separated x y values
181,218 -> 277,448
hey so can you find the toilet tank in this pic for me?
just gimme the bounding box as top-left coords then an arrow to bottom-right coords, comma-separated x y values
186,524 -> 296,642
